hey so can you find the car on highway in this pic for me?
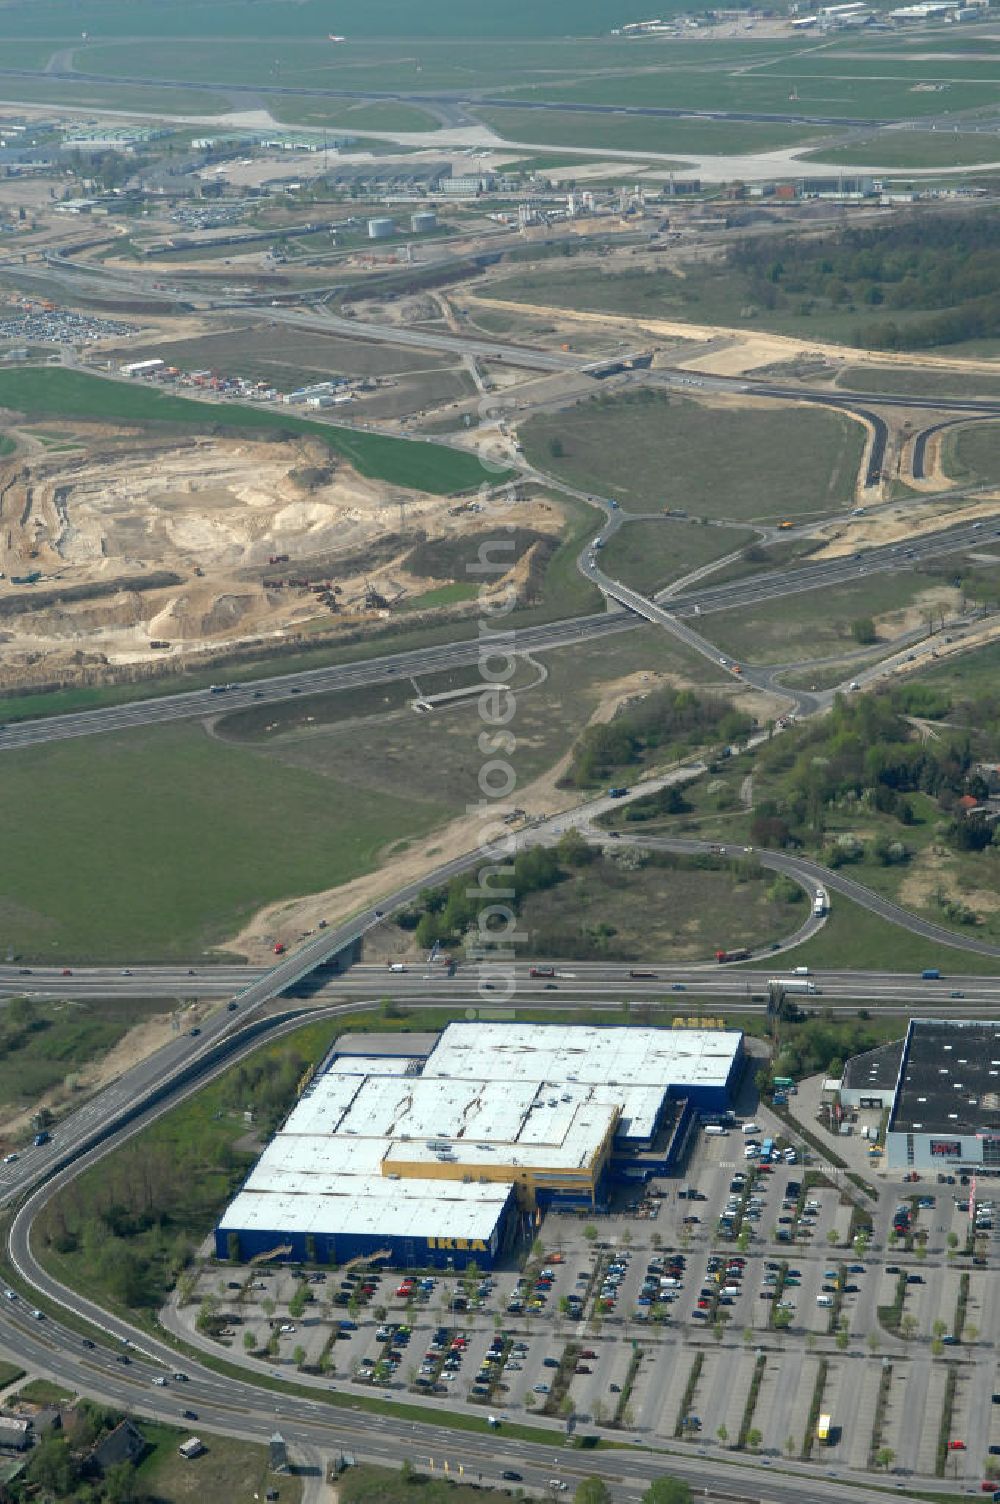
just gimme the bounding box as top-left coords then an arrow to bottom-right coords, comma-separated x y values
501,1472 -> 522,1482
81,1338 -> 95,1349
181,1409 -> 198,1421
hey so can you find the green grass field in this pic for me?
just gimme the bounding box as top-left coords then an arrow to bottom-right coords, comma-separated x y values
0,369 -> 504,495
137,1424 -> 303,1504
520,851 -> 800,961
0,721 -> 447,963
474,106 -> 821,157
780,890 -> 1000,975
940,420 -> 1000,485
838,366 -> 1000,401
522,390 -> 865,522
805,130 -> 1000,170
498,60 -> 1000,119
708,572 -> 955,665
600,517 -> 756,593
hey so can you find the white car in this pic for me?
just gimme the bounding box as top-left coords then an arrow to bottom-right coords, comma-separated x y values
742,1123 -> 760,1134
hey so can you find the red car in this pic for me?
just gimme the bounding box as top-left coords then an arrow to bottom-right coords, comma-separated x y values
948,1440 -> 966,1451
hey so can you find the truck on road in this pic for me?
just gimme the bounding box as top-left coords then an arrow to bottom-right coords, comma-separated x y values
529,966 -> 555,978
813,888 -> 828,916
716,947 -> 751,963
817,1413 -> 831,1444
768,977 -> 820,994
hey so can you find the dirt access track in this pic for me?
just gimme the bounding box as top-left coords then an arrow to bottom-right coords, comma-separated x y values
0,425 -> 553,685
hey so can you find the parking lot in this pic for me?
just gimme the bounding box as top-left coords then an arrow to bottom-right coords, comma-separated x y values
164,1119 -> 1000,1487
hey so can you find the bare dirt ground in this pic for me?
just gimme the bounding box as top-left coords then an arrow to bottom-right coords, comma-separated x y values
807,491 -> 1000,559
0,426 -> 556,683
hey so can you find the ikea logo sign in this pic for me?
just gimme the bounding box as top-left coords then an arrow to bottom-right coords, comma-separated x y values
426,1237 -> 487,1252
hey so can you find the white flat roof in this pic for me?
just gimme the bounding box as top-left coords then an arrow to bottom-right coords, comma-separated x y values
426,1022 -> 741,1091
219,1180 -> 509,1241
326,1054 -> 421,1076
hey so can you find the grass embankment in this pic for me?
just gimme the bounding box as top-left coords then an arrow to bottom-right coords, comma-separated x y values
838,366 -> 1000,401
774,890 -> 1000,975
0,369 -> 506,495
521,390 -> 865,522
0,721 -> 447,963
339,1465 -> 510,1504
0,998 -> 165,1120
940,420 -> 1000,486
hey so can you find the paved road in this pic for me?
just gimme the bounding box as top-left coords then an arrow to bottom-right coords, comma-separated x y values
0,611 -> 632,749
6,495 -> 991,749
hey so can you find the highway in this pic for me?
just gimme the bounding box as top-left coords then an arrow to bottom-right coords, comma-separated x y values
0,996 -> 970,1504
4,496 -> 994,751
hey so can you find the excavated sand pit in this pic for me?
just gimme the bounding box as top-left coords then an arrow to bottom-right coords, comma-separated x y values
0,430 -> 558,684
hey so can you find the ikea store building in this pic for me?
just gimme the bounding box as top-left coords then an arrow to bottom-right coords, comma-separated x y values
216,1021 -> 743,1269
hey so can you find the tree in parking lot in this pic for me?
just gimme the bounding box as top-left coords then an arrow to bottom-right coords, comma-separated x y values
584,1225 -> 598,1245
835,1321 -> 849,1352
746,1428 -> 762,1451
965,1323 -> 979,1345
875,1447 -> 896,1471
784,1435 -> 795,1458
931,1338 -> 944,1357
243,1330 -> 256,1353
900,1313 -> 918,1341
574,1478 -> 611,1504
716,1424 -> 728,1445
293,1345 -> 306,1368
914,1243 -> 926,1263
642,1478 -> 692,1504
933,1320 -> 947,1342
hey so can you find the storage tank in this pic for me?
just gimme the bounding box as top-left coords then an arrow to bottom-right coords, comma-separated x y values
410,210 -> 437,233
367,216 -> 395,240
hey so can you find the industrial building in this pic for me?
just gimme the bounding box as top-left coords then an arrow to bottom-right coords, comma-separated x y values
841,1019 -> 1000,1172
216,1022 -> 743,1269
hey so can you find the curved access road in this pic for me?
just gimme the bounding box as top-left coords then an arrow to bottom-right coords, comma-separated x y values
0,997 -> 970,1504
